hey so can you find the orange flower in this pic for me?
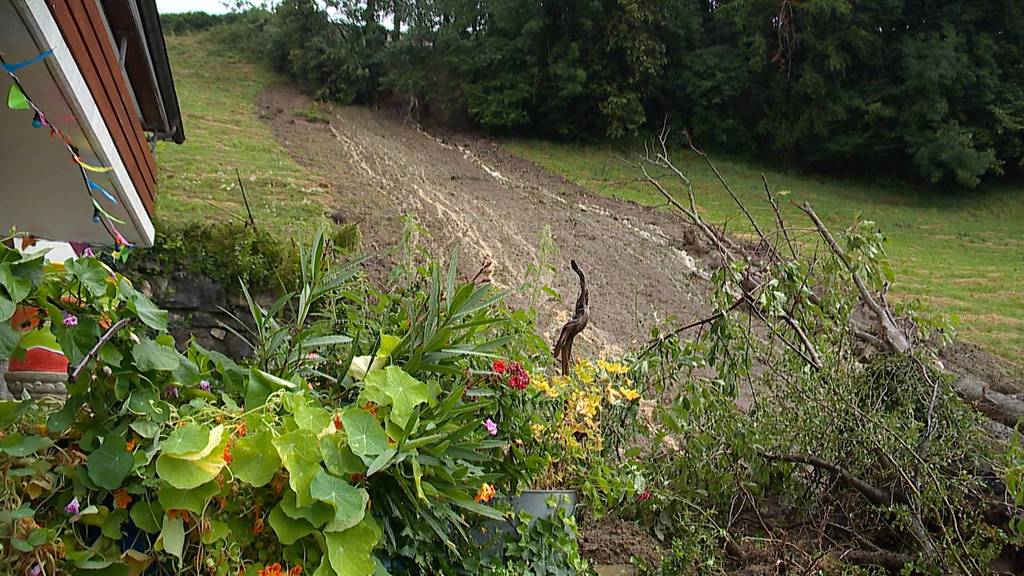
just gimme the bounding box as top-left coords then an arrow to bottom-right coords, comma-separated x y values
474,483 -> 496,503
257,563 -> 283,576
271,474 -> 287,496
167,509 -> 190,521
252,514 -> 264,537
217,496 -> 228,511
113,489 -> 132,509
333,413 -> 343,430
362,402 -> 378,417
125,437 -> 138,451
235,422 -> 248,437
223,439 -> 234,466
289,567 -> 303,576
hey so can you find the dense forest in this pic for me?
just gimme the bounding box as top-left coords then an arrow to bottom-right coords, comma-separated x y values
164,1 -> 1024,187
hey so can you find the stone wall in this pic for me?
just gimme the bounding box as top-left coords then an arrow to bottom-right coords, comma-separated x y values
137,272 -> 262,360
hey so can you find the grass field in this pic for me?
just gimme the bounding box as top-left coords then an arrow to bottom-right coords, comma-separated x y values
506,140 -> 1024,361
155,34 -> 332,238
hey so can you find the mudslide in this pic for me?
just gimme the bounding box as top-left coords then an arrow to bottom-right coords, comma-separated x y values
258,85 -> 717,354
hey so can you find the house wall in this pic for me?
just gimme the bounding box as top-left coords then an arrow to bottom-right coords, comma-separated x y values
46,0 -> 158,214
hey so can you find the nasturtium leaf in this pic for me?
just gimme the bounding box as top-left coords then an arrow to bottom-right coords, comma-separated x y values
382,367 -> 431,429
310,470 -> 368,532
293,401 -> 332,433
161,424 -> 211,457
273,430 -> 321,506
130,292 -> 168,332
161,514 -> 185,560
156,435 -> 228,490
64,258 -> 110,298
129,500 -> 162,534
168,425 -> 223,462
320,434 -> 365,477
268,502 -> 316,545
132,337 -> 180,372
312,555 -> 333,576
158,480 -> 219,515
231,430 -> 281,487
86,434 -> 133,490
342,409 -> 388,458
129,420 -> 160,439
0,323 -> 19,358
280,489 -> 334,528
326,518 -> 379,576
0,434 -> 53,457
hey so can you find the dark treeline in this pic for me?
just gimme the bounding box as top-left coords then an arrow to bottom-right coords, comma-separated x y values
164,1 -> 1024,187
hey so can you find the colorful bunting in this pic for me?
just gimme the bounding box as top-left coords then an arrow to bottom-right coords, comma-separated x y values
1,50 -> 53,73
1,48 -> 129,247
8,83 -> 29,110
74,155 -> 113,173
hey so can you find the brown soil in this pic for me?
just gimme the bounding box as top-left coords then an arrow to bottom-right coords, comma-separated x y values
257,85 -> 715,358
579,515 -> 664,567
941,341 -> 1024,395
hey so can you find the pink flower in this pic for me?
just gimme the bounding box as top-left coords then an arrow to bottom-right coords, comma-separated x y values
65,497 -> 81,518
199,380 -> 211,392
165,385 -> 179,399
83,247 -> 95,258
114,231 -> 127,247
637,490 -> 651,502
63,313 -> 78,327
28,564 -> 42,576
483,418 -> 498,436
507,362 -> 529,390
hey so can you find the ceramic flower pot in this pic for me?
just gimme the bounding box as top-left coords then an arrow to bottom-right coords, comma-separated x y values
4,305 -> 69,401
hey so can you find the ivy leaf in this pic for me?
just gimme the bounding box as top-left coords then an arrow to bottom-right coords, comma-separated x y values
161,514 -> 185,561
132,337 -> 180,372
231,430 -> 281,487
310,470 -> 368,532
342,409 -> 388,458
326,518 -> 379,576
0,434 -> 53,457
130,293 -> 168,332
129,500 -> 163,534
87,435 -> 133,490
268,502 -> 316,545
273,430 -> 321,506
380,366 -> 430,429
65,258 -> 110,298
320,434 -> 365,477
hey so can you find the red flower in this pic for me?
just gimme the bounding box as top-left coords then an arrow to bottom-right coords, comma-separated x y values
637,490 -> 651,502
491,359 -> 507,374
507,362 -> 530,390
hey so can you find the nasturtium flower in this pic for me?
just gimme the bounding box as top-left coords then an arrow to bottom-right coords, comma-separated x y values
29,564 -> 43,576
62,313 -> 78,327
113,488 -> 132,509
483,418 -> 498,436
199,379 -> 211,391
164,385 -> 179,398
83,247 -> 95,258
474,483 -> 496,503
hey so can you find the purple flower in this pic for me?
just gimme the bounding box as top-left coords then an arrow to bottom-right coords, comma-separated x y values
28,564 -> 42,576
65,497 -> 80,518
483,418 -> 498,436
165,385 -> 179,399
199,380 -> 211,392
83,247 -> 95,258
63,313 -> 78,327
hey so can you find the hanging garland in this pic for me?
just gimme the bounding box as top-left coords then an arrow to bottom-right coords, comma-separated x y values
2,48 -> 131,257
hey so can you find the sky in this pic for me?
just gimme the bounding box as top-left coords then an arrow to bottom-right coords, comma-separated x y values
156,0 -> 231,14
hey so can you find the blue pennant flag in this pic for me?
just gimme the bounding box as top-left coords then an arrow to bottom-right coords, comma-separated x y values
2,50 -> 54,73
86,178 -> 118,204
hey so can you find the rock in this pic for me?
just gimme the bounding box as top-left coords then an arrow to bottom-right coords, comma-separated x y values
210,328 -> 226,341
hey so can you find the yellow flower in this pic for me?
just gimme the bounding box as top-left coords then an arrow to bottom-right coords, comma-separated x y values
605,384 -> 622,403
597,359 -> 630,375
531,423 -> 545,440
532,376 -> 560,398
474,483 -> 496,503
619,387 -> 640,401
574,360 -> 596,384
